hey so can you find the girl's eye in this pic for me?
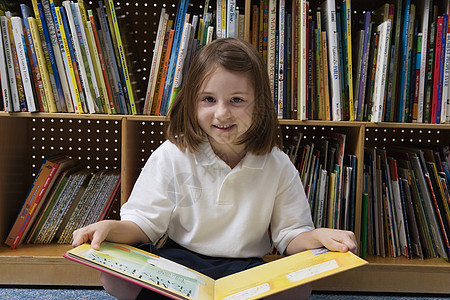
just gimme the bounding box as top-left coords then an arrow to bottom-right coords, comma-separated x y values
231,97 -> 243,103
203,97 -> 215,103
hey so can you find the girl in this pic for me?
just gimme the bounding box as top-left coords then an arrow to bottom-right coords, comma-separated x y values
72,38 -> 357,299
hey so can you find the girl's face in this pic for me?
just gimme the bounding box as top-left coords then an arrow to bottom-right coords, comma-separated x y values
196,66 -> 255,157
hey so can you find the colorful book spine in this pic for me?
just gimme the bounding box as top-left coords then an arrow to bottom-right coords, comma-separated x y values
435,15 -> 448,124
88,9 -> 116,114
106,0 -> 137,114
35,1 -> 65,112
417,0 -> 431,123
42,0 -> 74,112
11,16 -> 36,112
21,4 -> 47,112
97,2 -> 127,114
277,0 -> 285,119
342,0 -> 354,121
29,17 -> 57,113
298,0 -> 307,120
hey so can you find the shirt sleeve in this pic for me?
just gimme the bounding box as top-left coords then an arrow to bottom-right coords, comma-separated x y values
270,164 -> 315,255
120,144 -> 175,243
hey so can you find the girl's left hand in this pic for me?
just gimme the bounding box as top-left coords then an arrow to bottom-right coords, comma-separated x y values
314,227 -> 357,253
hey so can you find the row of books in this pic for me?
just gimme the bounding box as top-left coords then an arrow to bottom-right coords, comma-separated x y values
143,0 -> 450,124
0,0 -> 137,115
361,146 -> 450,261
4,155 -> 120,249
284,131 -> 357,233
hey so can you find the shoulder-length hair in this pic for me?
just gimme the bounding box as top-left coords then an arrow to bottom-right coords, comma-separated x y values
166,38 -> 282,155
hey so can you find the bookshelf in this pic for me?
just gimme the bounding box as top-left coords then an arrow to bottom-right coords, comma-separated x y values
0,0 -> 449,295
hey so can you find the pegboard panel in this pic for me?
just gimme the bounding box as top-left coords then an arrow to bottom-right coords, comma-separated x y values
29,117 -> 122,180
133,120 -> 167,169
364,126 -> 450,149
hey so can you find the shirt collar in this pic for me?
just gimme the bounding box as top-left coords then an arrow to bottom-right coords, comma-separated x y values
193,142 -> 267,169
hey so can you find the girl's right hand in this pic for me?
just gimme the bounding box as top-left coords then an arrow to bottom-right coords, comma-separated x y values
72,220 -> 115,250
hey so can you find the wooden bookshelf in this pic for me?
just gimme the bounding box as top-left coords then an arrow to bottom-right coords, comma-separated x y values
0,0 -> 449,295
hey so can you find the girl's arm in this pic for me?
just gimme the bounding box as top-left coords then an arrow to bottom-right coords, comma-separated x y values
72,220 -> 151,250
285,228 -> 357,255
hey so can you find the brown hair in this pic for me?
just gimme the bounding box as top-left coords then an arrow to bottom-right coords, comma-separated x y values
166,38 -> 282,155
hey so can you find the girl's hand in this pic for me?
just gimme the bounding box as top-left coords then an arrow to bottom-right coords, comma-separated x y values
72,220 -> 150,250
286,228 -> 358,255
72,220 -> 115,250
313,228 -> 357,253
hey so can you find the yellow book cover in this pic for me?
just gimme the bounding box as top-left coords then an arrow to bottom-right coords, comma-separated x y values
344,0 -> 355,121
28,16 -> 57,113
65,242 -> 367,300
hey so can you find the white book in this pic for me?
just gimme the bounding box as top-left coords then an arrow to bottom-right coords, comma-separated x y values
321,0 -> 342,121
63,1 -> 95,113
74,3 -> 102,113
0,21 -> 12,112
226,0 -> 236,37
417,0 -> 431,123
371,20 -> 391,122
169,21 -> 192,106
11,16 -> 37,112
298,0 -> 307,120
143,8 -> 168,114
0,16 -> 20,111
216,0 -> 223,39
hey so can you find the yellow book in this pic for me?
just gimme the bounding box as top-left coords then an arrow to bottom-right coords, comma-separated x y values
65,242 -> 367,300
55,6 -> 84,113
344,0 -> 355,121
28,16 -> 57,113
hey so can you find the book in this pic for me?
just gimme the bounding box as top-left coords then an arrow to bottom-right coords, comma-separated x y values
4,156 -> 74,249
105,0 -> 137,115
41,0 -> 74,113
0,15 -> 11,112
320,0 -> 342,121
64,242 -> 367,299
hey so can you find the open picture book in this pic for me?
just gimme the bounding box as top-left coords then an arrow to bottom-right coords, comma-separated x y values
64,242 -> 368,299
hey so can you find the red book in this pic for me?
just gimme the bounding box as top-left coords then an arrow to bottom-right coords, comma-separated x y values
431,16 -> 443,124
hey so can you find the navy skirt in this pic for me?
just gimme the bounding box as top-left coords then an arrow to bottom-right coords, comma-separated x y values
135,239 -> 266,299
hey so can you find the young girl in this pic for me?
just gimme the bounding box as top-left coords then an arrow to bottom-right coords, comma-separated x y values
72,38 -> 356,300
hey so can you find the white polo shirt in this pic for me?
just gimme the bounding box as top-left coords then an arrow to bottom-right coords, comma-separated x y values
121,140 -> 314,258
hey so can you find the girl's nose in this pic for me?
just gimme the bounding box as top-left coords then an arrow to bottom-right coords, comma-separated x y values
215,101 -> 231,120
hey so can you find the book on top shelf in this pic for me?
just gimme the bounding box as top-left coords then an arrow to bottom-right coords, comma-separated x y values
0,14 -> 12,112
65,242 -> 367,300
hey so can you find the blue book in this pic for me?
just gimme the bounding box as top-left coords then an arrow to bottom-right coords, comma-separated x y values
397,0 -> 411,122
160,0 -> 190,115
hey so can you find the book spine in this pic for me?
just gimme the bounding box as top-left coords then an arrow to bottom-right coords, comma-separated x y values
417,0 -> 431,123
88,10 -> 116,114
29,17 -> 57,113
35,2 -> 65,112
436,15 -> 448,124
11,17 -> 34,112
298,0 -> 307,120
97,2 -> 127,114
397,0 -> 411,122
74,3 -> 103,113
42,0 -> 74,112
106,0 -> 137,115
0,18 -> 11,112
343,0 -> 354,121
5,159 -> 54,248
277,0 -> 285,119
412,34 -> 422,121
155,29 -> 174,116
63,1 -> 94,114
21,4 -> 47,113
143,8 -> 168,115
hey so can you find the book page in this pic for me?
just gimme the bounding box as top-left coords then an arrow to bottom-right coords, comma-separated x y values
215,248 -> 367,300
65,243 -> 215,299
